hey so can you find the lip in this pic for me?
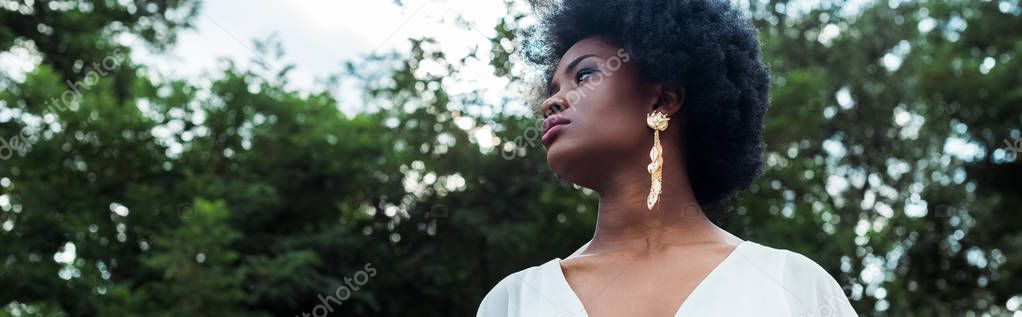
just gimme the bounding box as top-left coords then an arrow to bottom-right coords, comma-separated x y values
541,114 -> 571,147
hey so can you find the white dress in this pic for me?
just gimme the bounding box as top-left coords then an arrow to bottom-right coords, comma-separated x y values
477,240 -> 858,317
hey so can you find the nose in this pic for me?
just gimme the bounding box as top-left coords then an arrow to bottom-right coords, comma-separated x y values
540,96 -> 569,118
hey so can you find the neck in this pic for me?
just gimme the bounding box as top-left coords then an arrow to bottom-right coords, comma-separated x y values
582,146 -> 736,255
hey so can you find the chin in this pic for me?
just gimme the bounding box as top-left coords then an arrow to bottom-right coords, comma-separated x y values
544,142 -> 571,174
544,141 -> 598,189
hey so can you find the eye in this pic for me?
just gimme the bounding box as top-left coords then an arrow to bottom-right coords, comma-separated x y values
575,68 -> 597,84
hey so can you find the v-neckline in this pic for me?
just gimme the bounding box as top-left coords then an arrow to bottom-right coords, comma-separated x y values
553,240 -> 749,317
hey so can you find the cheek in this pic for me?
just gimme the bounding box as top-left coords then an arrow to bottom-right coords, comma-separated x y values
571,79 -> 649,152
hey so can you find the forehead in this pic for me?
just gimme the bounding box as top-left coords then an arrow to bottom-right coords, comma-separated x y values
557,36 -> 620,68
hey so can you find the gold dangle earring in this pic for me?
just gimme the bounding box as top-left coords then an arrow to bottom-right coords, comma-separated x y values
646,111 -> 670,210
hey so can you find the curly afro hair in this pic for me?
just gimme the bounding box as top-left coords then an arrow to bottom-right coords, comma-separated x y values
523,0 -> 771,208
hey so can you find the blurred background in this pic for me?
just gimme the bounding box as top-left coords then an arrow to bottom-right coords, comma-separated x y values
0,0 -> 1020,316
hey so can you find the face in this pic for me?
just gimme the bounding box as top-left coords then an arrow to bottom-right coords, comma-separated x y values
540,36 -> 659,189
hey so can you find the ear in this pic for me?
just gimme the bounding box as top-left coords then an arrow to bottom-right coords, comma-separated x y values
651,82 -> 685,116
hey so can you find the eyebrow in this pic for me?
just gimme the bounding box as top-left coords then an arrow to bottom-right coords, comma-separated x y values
548,54 -> 598,94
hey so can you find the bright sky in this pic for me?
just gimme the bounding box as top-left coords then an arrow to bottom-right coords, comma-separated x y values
155,0 -> 504,77
132,0 -> 518,115
0,1 -> 489,90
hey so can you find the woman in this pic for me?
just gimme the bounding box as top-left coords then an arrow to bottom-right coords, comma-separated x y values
477,0 -> 857,316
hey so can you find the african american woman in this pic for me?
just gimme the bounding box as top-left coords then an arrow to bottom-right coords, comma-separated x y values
477,0 -> 858,316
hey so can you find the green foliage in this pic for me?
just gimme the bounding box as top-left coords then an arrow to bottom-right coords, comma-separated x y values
1,0 -> 1020,316
99,199 -> 254,317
